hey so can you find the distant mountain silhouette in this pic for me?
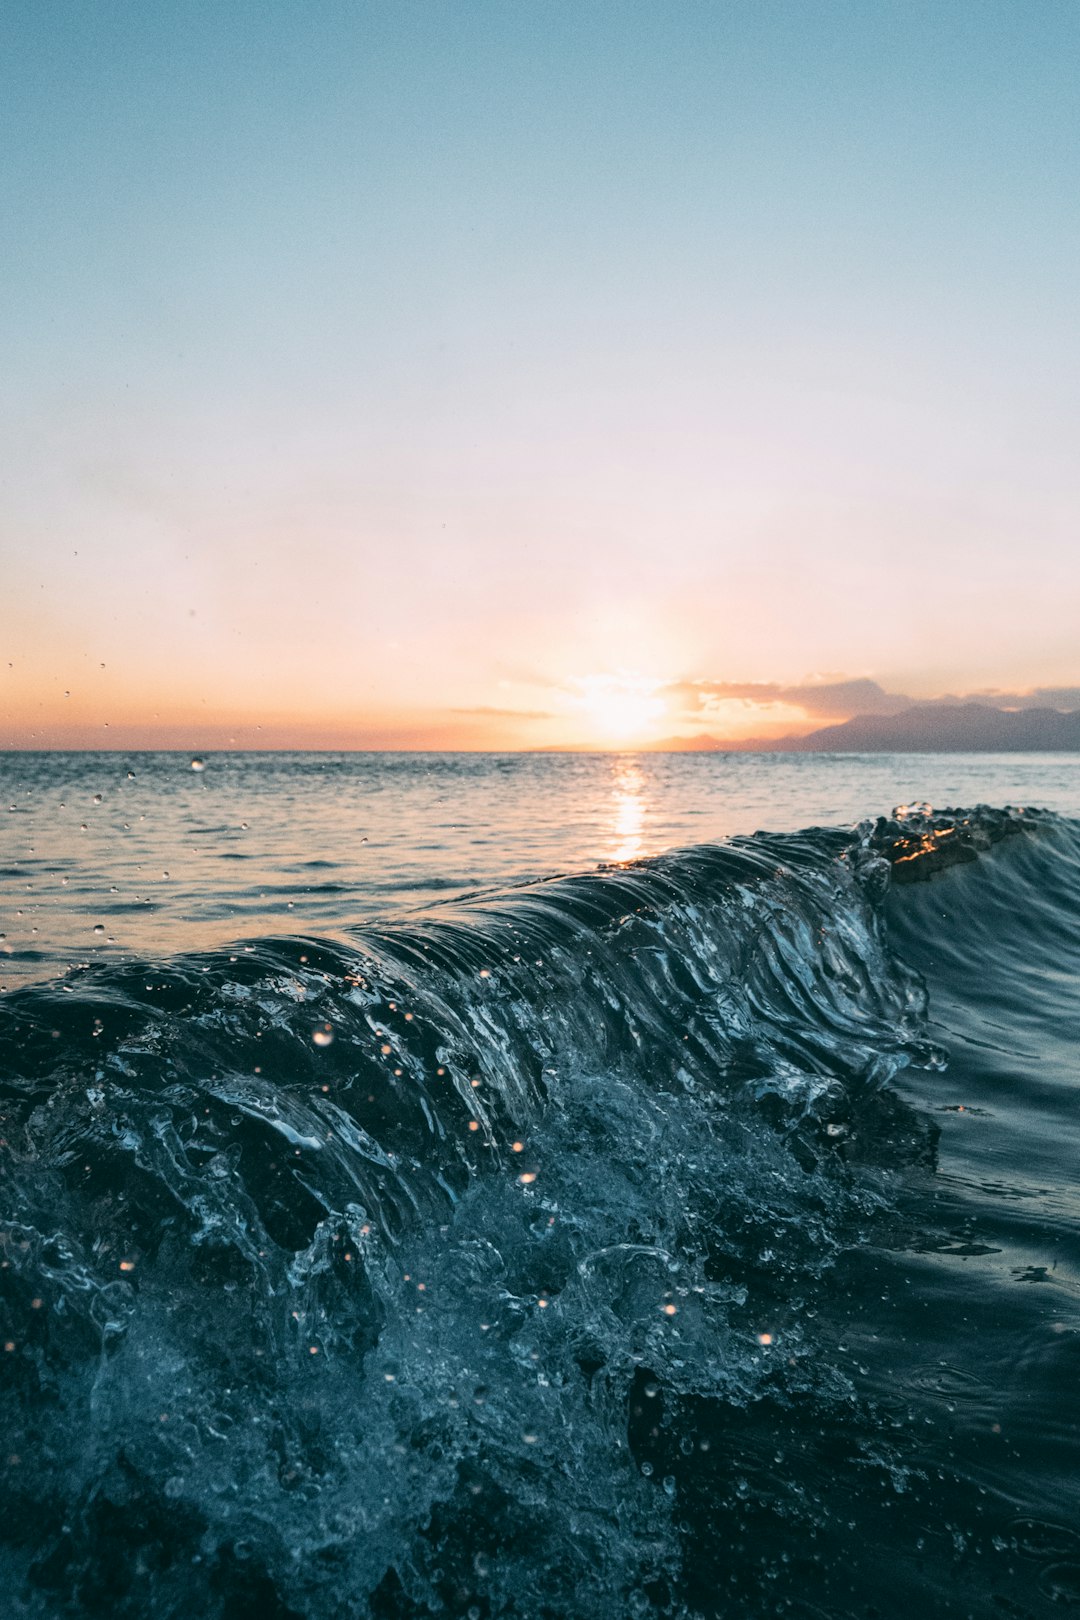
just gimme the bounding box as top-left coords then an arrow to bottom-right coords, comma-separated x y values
645,732 -> 727,751
783,703 -> 1080,752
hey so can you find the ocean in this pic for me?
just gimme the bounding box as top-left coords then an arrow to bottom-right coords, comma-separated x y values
2,750 -> 1079,1618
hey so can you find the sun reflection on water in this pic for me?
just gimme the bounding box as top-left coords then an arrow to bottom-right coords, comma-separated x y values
610,760 -> 648,862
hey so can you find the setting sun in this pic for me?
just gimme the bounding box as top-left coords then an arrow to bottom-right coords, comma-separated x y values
572,674 -> 666,745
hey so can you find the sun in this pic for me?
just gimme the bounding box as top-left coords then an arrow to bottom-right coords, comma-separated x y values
573,674 -> 666,744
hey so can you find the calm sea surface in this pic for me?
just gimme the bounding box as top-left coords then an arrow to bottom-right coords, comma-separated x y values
3,749 -> 1079,989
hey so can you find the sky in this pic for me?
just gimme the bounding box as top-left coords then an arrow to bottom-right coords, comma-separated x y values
2,0 -> 1079,750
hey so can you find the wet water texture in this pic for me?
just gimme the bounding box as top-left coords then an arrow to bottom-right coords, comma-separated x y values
3,750 -> 1079,992
1,776 -> 1079,1618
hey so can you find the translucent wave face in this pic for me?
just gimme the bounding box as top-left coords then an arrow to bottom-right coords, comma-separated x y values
0,808 -> 1071,1616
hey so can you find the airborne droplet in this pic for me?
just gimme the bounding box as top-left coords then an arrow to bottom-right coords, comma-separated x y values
190,758 -> 205,772
313,1026 -> 334,1048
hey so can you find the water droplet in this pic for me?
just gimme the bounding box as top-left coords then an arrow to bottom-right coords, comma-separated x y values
92,925 -> 105,936
313,1027 -> 334,1048
190,758 -> 205,772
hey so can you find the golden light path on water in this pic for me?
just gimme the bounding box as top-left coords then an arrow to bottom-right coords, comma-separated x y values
609,760 -> 647,863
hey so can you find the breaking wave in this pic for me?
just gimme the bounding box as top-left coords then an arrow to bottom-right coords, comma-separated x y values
0,805 -> 1073,1618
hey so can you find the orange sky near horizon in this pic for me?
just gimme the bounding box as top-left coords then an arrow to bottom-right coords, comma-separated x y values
0,659 -> 821,752
6,653 -> 1080,753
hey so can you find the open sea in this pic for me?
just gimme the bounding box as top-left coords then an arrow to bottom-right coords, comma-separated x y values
2,750 -> 1080,1618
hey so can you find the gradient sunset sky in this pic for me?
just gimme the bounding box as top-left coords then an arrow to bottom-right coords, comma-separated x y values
3,1 -> 1079,750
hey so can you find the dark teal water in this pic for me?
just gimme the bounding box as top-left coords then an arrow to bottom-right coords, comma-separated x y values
1,756 -> 1079,1618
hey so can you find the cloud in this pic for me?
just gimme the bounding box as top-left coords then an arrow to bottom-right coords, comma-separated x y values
668,677 -> 913,718
450,706 -> 554,720
668,678 -> 1080,724
930,687 -> 1080,712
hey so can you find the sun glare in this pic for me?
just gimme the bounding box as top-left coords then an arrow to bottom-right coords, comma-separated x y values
573,674 -> 665,744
